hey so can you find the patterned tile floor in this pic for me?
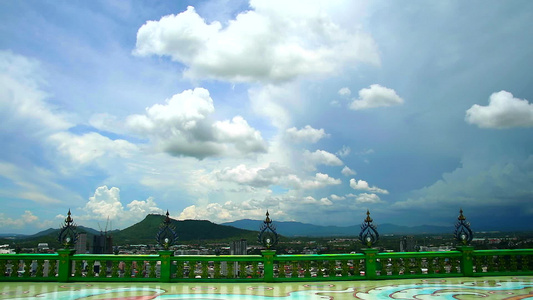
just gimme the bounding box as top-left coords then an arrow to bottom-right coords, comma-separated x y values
0,276 -> 532,299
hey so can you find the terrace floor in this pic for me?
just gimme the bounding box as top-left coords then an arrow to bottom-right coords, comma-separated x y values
0,276 -> 532,299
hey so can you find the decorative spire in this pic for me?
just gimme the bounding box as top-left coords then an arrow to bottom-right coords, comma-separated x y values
58,209 -> 78,249
454,209 -> 473,245
458,209 -> 466,221
364,209 -> 373,223
359,210 -> 379,248
265,210 -> 271,223
258,210 -> 279,249
65,209 -> 73,224
156,210 -> 178,250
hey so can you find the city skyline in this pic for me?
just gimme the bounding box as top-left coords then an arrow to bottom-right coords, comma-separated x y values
1,0 -> 532,234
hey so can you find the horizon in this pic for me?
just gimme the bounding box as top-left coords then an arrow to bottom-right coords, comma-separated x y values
1,1 -> 532,235
1,212 -> 527,237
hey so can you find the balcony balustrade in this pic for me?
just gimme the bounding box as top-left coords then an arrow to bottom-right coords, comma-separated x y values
2,209 -> 530,282
1,248 -> 531,283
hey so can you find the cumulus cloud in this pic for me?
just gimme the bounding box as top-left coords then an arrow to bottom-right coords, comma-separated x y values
300,173 -> 342,189
216,163 -> 291,187
338,87 -> 351,97
330,194 -> 346,201
336,145 -> 351,157
349,84 -> 404,110
349,178 -> 389,194
216,164 -> 340,190
120,88 -> 266,159
134,2 -> 379,83
319,197 -> 334,206
82,185 -> 164,225
83,186 -> 124,220
353,193 -> 382,203
465,90 -> 533,129
341,166 -> 356,176
303,149 -> 343,170
178,201 -> 266,222
248,84 -> 294,129
0,210 -> 51,229
49,132 -> 137,165
286,125 -> 328,143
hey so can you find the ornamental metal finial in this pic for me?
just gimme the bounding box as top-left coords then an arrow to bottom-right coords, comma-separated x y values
156,210 -> 178,250
57,209 -> 78,249
258,210 -> 279,249
359,209 -> 379,248
454,209 -> 473,245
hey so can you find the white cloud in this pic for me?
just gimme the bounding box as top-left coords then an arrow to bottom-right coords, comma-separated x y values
81,185 -> 164,226
127,197 -> 165,215
134,2 -> 379,83
49,132 -> 137,165
303,149 -> 343,170
336,145 -> 351,157
319,197 -> 334,206
330,194 -> 346,201
216,163 -> 291,187
178,201 -> 266,222
0,51 -> 72,136
465,90 -> 533,129
341,166 -> 356,176
213,116 -> 267,153
349,84 -> 404,110
0,210 -> 51,229
122,88 -> 266,159
338,87 -> 351,97
248,84 -> 293,129
300,173 -> 342,189
89,113 -> 125,134
83,186 -> 124,220
349,178 -> 389,194
286,125 -> 328,143
216,164 -> 340,190
354,193 -> 382,203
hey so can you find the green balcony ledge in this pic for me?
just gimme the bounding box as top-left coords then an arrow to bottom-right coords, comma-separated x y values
1,248 -> 532,283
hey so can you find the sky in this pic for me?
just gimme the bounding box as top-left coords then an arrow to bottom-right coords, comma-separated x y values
0,0 -> 532,234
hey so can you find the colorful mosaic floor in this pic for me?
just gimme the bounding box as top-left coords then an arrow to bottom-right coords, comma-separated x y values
0,277 -> 532,299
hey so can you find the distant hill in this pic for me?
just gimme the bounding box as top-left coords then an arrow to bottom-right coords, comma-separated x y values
222,219 -> 454,237
28,226 -> 103,238
112,214 -> 258,245
0,215 -> 259,248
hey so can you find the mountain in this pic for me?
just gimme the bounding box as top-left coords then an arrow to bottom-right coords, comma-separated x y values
27,226 -> 102,238
0,215 -> 259,248
113,214 -> 258,245
222,219 -> 454,237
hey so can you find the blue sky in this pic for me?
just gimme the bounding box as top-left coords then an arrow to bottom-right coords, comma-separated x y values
1,0 -> 532,234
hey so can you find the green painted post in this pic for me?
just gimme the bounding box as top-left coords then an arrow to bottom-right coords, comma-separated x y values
56,249 -> 76,282
457,246 -> 474,276
261,250 -> 276,282
362,248 -> 379,280
159,250 -> 174,282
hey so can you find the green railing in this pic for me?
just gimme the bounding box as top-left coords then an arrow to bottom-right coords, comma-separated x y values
1,247 -> 532,282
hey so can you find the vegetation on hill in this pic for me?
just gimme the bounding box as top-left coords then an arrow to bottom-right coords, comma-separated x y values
0,215 -> 260,250
113,214 -> 258,245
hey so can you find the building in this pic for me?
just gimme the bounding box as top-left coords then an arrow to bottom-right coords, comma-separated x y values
400,236 -> 416,252
227,239 -> 247,277
92,233 -> 113,254
230,239 -> 247,255
75,233 -> 87,254
37,243 -> 49,253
